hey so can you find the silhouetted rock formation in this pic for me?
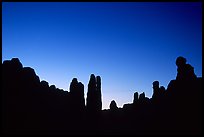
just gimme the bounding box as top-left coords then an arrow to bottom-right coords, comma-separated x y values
96,76 -> 102,111
176,56 -> 197,80
2,56 -> 202,135
152,81 -> 166,105
86,74 -> 102,113
69,78 -> 85,111
162,57 -> 202,134
109,100 -> 118,111
133,92 -> 139,104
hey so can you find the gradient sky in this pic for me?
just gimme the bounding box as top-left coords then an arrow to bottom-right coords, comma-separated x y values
2,2 -> 202,109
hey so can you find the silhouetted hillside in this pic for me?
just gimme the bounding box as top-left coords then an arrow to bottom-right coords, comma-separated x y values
2,57 -> 202,135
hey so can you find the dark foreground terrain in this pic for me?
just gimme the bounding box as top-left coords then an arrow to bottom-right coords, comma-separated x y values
2,56 -> 202,135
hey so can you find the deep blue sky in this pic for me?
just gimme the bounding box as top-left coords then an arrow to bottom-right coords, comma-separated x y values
2,2 -> 202,109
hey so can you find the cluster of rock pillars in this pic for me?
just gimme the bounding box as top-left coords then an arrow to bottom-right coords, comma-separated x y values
2,56 -> 202,135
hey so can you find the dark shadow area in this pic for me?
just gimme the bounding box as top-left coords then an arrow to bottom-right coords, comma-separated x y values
2,56 -> 202,135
